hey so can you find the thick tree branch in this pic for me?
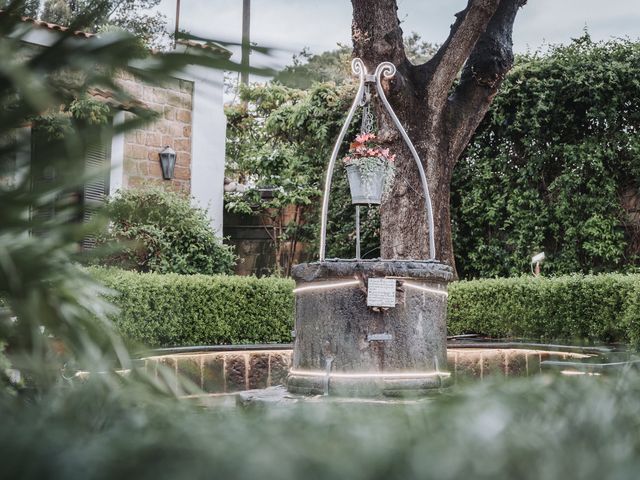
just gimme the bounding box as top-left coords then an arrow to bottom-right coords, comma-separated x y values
351,0 -> 416,148
421,0 -> 501,112
445,0 -> 526,161
351,0 -> 406,70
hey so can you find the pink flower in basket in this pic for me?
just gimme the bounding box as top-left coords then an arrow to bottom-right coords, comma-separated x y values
344,133 -> 395,164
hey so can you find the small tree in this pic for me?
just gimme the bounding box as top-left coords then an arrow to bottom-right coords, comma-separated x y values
96,186 -> 237,275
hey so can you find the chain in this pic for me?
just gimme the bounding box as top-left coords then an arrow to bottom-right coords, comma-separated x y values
354,82 -> 427,259
360,83 -> 375,134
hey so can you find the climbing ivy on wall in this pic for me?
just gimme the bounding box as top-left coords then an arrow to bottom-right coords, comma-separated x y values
452,35 -> 640,278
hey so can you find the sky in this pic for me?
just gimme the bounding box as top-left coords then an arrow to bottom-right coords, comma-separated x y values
158,0 -> 640,73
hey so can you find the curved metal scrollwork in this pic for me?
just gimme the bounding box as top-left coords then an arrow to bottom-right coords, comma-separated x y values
318,58 -> 436,261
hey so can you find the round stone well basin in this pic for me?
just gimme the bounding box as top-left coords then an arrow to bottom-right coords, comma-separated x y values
140,343 -> 597,397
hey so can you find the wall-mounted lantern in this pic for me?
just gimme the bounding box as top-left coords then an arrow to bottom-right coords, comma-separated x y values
159,145 -> 176,180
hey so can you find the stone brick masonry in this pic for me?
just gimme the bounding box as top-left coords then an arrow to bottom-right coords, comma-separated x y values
143,348 -> 591,395
117,71 -> 194,193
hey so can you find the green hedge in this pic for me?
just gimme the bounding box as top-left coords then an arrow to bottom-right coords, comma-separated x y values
92,268 -> 640,348
91,268 -> 294,348
448,274 -> 640,344
623,282 -> 640,346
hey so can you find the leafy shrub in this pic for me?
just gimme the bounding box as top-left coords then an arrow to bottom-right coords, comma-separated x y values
96,186 -> 237,275
448,274 -> 640,344
622,282 -> 640,347
92,268 -> 294,347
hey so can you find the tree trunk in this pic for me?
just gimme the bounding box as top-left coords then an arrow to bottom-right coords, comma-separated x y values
351,0 -> 526,276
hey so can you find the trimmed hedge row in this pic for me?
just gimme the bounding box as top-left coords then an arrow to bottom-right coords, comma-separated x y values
91,268 -> 294,348
92,268 -> 640,348
448,274 -> 640,344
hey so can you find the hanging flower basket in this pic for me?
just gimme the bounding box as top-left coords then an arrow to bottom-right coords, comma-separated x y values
345,161 -> 386,205
342,133 -> 395,205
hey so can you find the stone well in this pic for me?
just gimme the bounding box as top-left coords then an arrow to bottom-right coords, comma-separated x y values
287,259 -> 454,397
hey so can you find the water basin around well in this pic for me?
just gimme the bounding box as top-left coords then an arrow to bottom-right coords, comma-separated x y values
139,339 -> 633,397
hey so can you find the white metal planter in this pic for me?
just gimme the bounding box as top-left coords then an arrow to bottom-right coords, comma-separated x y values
345,161 -> 387,205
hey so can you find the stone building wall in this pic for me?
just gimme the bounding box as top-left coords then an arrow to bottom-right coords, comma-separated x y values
117,71 -> 194,193
16,18 -> 228,233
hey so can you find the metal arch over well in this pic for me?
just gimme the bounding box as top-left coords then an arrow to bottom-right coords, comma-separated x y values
318,58 -> 436,262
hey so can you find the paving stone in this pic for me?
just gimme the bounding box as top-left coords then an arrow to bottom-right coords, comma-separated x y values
454,350 -> 483,379
539,351 -> 570,367
177,356 -> 202,389
202,354 -> 225,393
156,357 -> 178,394
248,353 -> 269,389
269,352 -> 291,386
144,358 -> 158,377
505,350 -> 527,377
480,349 -> 506,378
526,352 -> 542,375
225,354 -> 247,392
446,351 -> 456,372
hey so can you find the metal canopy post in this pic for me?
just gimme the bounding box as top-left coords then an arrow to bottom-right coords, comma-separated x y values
355,205 -> 361,260
318,58 -> 436,262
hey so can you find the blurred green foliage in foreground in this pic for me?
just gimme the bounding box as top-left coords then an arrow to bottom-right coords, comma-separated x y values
2,372 -> 640,479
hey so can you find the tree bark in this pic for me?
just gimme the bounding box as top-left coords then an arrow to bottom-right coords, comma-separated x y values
351,0 -> 526,275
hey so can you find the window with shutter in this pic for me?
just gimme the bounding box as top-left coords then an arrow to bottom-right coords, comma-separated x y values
30,128 -> 112,246
81,133 -> 111,249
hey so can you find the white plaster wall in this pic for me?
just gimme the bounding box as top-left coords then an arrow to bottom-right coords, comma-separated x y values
109,111 -> 125,196
18,28 -> 56,47
177,65 -> 226,236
